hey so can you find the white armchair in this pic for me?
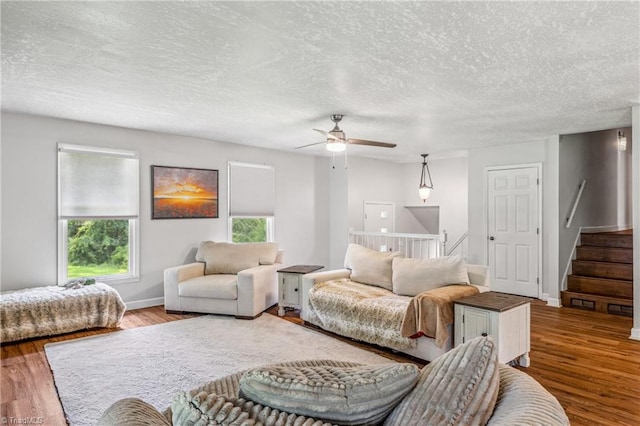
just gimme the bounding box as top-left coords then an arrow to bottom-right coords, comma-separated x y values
164,241 -> 284,319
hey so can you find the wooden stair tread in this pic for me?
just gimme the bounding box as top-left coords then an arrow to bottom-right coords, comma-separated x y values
571,260 -> 633,281
567,275 -> 633,298
575,246 -> 632,264
580,233 -> 632,249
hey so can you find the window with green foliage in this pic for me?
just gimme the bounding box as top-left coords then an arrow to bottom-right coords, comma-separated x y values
232,218 -> 268,242
67,219 -> 129,278
228,162 -> 275,243
58,143 -> 139,284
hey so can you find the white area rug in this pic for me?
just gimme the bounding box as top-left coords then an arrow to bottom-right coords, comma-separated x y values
45,314 -> 391,426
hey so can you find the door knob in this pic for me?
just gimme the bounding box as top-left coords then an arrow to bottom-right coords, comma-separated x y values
489,236 -> 495,241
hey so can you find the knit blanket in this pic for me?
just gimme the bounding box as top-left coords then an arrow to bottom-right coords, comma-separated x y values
0,283 -> 125,343
400,285 -> 479,348
307,279 -> 417,350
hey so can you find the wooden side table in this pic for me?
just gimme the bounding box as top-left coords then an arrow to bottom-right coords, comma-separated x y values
277,265 -> 323,316
454,291 -> 531,367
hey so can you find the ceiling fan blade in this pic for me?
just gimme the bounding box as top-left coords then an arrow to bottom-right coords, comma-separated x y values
294,141 -> 325,150
313,128 -> 341,141
347,138 -> 397,148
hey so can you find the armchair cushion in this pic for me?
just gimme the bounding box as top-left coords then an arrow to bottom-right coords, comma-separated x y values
392,255 -> 470,296
344,244 -> 401,290
195,241 -> 279,275
178,274 -> 238,300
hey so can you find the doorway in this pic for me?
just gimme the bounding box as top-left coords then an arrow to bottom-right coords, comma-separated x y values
364,202 -> 395,233
486,165 -> 541,297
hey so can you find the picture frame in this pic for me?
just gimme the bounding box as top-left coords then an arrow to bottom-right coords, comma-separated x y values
151,165 -> 219,219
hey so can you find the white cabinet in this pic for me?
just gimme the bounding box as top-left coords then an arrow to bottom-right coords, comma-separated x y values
454,292 -> 531,367
277,265 -> 323,316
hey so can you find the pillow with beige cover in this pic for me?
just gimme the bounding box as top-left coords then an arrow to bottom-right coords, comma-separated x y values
195,241 -> 278,275
392,255 -> 470,296
384,335 -> 499,426
239,363 -> 419,426
344,243 -> 401,290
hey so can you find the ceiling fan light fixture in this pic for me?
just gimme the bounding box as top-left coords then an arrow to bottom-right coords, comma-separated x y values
418,153 -> 434,202
326,139 -> 346,152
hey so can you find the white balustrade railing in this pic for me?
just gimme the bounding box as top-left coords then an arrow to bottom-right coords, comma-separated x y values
349,230 -> 446,259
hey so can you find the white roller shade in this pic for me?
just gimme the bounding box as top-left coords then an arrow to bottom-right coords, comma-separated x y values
229,162 -> 275,217
58,144 -> 139,218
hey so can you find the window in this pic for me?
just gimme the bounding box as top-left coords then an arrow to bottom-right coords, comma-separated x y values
58,144 -> 139,284
228,162 -> 275,243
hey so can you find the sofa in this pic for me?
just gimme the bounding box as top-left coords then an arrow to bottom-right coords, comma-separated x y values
97,336 -> 569,425
164,241 -> 283,318
302,244 -> 490,362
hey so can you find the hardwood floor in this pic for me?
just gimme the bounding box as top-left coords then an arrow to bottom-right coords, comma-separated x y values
1,301 -> 638,425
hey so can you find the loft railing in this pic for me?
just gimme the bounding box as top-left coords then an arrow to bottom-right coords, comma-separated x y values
565,180 -> 587,228
349,230 -> 445,259
445,231 -> 468,257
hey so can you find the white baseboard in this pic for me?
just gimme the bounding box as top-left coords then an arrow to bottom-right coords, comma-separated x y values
541,293 -> 549,301
546,297 -> 562,308
630,328 -> 640,341
125,297 -> 164,311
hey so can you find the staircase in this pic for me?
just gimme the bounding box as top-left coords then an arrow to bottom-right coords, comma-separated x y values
561,230 -> 633,317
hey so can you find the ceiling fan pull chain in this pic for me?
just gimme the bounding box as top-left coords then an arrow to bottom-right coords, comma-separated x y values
345,145 -> 348,169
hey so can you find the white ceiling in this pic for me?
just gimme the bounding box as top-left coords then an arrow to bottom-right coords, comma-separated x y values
2,1 -> 639,163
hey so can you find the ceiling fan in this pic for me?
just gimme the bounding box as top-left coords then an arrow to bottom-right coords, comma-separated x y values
296,114 -> 397,152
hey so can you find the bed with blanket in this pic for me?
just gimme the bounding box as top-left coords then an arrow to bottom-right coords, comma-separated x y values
301,244 -> 489,362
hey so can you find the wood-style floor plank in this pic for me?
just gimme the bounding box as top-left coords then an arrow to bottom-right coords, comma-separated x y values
1,301 -> 638,425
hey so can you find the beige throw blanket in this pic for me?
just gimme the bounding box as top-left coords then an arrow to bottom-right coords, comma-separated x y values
1,283 -> 125,342
401,285 -> 479,348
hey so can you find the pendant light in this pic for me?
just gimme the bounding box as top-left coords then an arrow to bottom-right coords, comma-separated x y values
418,154 -> 433,202
618,131 -> 627,151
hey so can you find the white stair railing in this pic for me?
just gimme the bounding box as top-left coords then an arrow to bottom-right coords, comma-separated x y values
445,231 -> 468,257
349,230 -> 444,259
566,180 -> 587,228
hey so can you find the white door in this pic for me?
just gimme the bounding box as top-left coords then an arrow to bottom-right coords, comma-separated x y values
364,202 -> 395,233
487,167 -> 540,297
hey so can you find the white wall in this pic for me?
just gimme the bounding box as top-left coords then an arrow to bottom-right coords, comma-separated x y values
346,157 -> 405,232
632,106 -> 640,340
1,112 -> 330,305
400,156 -> 468,246
328,155 -> 349,269
467,139 -> 560,302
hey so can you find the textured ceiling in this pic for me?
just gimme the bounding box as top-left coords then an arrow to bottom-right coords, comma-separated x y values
2,1 -> 639,162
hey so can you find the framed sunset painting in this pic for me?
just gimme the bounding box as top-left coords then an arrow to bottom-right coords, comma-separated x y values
151,166 -> 219,219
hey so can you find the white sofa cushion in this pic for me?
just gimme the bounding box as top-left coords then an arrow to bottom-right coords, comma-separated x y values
344,244 -> 401,290
195,241 -> 279,275
178,275 -> 238,300
392,256 -> 470,296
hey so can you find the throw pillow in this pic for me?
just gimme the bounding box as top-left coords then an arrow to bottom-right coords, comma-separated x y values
171,389 -> 330,426
195,241 -> 279,275
392,255 -> 470,296
384,336 -> 500,426
344,243 -> 401,290
239,363 -> 420,426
